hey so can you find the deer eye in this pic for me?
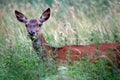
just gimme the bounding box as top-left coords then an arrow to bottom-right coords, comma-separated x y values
25,24 -> 28,27
38,24 -> 42,27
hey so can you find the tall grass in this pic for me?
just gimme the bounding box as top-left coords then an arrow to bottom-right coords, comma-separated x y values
0,0 -> 120,80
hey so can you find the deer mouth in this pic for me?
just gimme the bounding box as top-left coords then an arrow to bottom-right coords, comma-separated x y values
28,35 -> 38,41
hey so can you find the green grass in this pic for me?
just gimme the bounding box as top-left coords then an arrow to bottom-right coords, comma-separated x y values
0,0 -> 120,80
68,59 -> 120,80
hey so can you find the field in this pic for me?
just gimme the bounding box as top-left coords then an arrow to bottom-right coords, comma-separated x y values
0,0 -> 120,80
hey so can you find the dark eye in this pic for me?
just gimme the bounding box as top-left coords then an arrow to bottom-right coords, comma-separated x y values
38,24 -> 42,27
25,24 -> 28,27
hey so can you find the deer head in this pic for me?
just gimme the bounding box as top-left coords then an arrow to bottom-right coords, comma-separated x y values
15,8 -> 50,40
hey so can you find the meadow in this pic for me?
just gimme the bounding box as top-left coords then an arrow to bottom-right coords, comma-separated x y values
0,0 -> 120,80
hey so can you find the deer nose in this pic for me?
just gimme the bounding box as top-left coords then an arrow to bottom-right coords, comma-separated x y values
29,31 -> 35,36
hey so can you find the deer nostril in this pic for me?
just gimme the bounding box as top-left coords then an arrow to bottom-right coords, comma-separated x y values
29,31 -> 35,36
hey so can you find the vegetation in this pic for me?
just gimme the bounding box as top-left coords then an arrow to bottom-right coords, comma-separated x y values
0,0 -> 120,80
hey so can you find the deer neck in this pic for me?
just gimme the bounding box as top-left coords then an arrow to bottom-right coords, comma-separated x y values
40,33 -> 52,52
32,33 -> 52,53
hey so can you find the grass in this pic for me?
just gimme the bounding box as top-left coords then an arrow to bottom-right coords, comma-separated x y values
0,0 -> 120,80
68,60 -> 120,80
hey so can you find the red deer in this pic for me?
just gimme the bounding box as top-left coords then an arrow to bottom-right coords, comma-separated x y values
15,8 -> 120,66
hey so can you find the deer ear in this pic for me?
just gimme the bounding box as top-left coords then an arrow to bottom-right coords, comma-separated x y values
15,10 -> 28,23
40,8 -> 50,22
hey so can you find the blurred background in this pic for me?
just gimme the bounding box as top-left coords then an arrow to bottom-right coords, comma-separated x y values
0,0 -> 120,80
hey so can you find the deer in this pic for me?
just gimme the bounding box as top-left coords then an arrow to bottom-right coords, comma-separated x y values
15,8 -> 120,66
